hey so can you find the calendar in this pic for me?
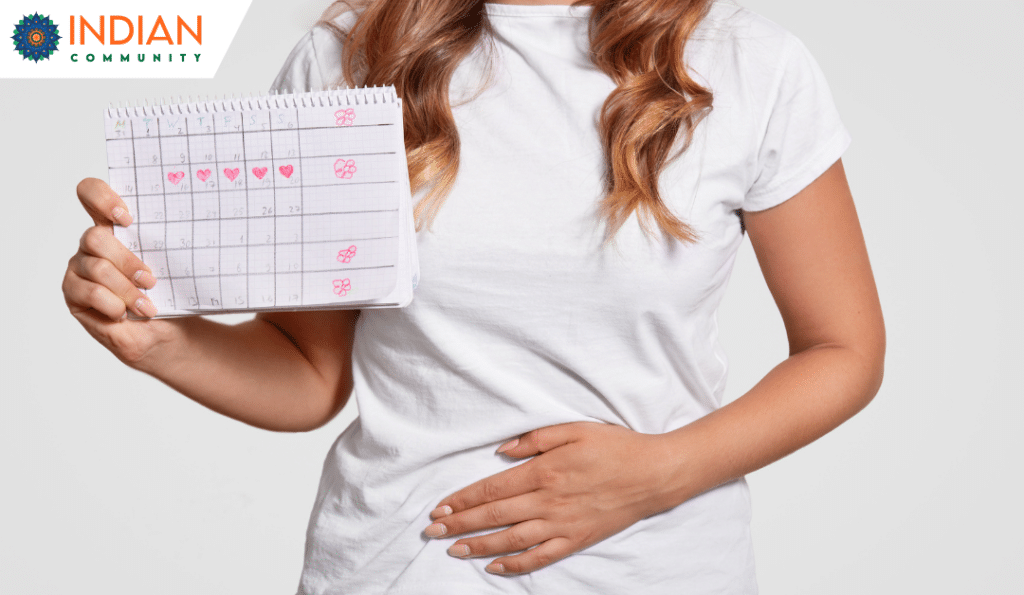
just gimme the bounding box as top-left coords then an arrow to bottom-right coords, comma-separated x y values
103,87 -> 418,318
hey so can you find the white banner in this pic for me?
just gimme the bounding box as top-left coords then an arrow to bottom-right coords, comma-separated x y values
1,1 -> 252,78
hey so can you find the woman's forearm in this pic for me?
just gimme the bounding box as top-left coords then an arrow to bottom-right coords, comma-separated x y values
133,316 -> 341,432
659,343 -> 884,508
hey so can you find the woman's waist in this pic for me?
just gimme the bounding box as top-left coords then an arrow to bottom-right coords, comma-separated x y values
306,430 -> 755,594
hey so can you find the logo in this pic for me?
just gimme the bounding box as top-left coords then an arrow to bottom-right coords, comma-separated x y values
1,2 -> 252,79
12,13 -> 61,62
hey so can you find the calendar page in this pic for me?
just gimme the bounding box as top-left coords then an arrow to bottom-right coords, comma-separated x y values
103,87 -> 417,318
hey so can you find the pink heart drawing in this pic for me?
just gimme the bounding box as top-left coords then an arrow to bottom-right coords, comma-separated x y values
332,278 -> 352,297
336,245 -> 358,264
334,159 -> 357,180
279,164 -> 294,178
334,108 -> 355,126
196,169 -> 212,182
167,171 -> 185,185
252,166 -> 269,180
223,168 -> 240,181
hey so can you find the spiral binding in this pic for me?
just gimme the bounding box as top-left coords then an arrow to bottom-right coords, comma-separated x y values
105,85 -> 398,119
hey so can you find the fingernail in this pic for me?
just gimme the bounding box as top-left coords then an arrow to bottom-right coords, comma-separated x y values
496,438 -> 519,454
134,297 -> 158,318
485,562 -> 505,574
112,207 -> 132,226
423,523 -> 447,538
431,505 -> 453,519
447,544 -> 470,558
133,269 -> 156,287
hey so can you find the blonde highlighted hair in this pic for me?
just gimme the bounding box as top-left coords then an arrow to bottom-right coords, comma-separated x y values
318,0 -> 715,243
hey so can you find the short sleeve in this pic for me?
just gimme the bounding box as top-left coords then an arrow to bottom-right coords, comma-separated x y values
743,32 -> 852,212
269,30 -> 326,94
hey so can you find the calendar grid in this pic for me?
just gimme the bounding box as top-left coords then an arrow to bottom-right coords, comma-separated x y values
211,110 -> 225,306
131,232 -> 398,252
240,111 -> 250,307
104,208 -> 396,225
156,264 -> 394,281
184,118 -> 203,308
105,149 -> 395,170
155,117 -> 178,310
119,179 -> 396,198
104,88 -> 411,317
297,111 -> 305,305
268,111 -> 278,306
128,120 -> 144,264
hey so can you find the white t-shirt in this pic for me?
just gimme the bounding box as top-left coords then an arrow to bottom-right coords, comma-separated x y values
270,1 -> 851,593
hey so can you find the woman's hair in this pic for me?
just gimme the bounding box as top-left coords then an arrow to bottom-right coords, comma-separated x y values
318,0 -> 716,243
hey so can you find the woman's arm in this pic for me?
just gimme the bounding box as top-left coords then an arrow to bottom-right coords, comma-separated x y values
421,158 -> 885,574
64,178 -> 359,433
656,156 -> 885,506
135,309 -> 359,433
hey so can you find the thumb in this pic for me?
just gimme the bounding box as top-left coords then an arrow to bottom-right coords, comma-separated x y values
77,177 -> 133,228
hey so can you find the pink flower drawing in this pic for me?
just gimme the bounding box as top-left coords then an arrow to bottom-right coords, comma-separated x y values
337,245 -> 358,264
334,159 -> 357,179
333,278 -> 352,296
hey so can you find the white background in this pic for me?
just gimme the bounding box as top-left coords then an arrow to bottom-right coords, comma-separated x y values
1,0 -> 1021,593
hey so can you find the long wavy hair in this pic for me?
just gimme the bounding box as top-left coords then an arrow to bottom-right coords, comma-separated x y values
318,0 -> 716,243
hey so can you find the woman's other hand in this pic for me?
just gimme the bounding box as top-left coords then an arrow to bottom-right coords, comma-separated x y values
63,177 -> 175,367
424,421 -> 681,575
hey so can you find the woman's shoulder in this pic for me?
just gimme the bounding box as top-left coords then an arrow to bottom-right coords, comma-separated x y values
697,0 -> 806,69
703,0 -> 797,41
270,7 -> 358,93
314,3 -> 361,52
686,0 -> 830,114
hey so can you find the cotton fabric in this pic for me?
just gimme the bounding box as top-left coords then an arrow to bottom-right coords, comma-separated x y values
270,1 -> 851,593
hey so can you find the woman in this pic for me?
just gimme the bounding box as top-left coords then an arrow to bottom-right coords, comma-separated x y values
63,0 -> 885,592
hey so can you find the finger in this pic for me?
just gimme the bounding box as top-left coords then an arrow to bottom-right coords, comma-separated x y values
78,226 -> 155,289
436,461 -> 536,515
426,493 -> 538,538
70,254 -> 158,318
446,519 -> 548,559
63,268 -> 131,321
485,536 -> 575,576
496,422 -> 587,458
77,177 -> 133,227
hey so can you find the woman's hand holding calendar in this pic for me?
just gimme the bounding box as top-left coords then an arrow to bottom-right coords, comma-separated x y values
63,176 -> 360,432
62,177 -> 174,367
